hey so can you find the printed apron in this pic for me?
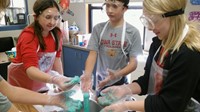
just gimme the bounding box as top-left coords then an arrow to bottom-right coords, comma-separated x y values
8,33 -> 57,92
148,24 -> 200,111
96,21 -> 128,91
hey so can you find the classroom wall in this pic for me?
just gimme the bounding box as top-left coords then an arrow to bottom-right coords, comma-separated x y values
0,0 -> 36,38
67,0 -> 143,33
0,0 -> 143,37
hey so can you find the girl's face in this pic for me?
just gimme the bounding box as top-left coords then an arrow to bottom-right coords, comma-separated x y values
152,16 -> 170,40
140,13 -> 171,40
37,7 -> 60,34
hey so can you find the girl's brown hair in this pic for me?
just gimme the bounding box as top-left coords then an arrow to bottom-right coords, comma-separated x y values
31,0 -> 61,51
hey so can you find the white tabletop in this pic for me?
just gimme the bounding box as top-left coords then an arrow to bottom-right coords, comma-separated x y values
0,52 -> 9,64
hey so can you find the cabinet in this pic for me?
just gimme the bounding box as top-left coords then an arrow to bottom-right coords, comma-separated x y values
0,0 -> 28,31
62,44 -> 97,88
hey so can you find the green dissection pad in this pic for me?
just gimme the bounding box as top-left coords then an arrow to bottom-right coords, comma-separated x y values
66,100 -> 82,112
83,92 -> 90,112
98,91 -> 118,106
69,76 -> 80,85
65,90 -> 76,96
65,90 -> 82,112
65,76 -> 80,85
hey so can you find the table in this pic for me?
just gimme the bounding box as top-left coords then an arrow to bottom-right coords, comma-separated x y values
13,103 -> 38,112
0,52 -> 10,80
0,52 -> 9,64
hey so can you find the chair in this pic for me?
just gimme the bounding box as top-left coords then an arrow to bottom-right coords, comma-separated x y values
0,37 -> 15,80
0,37 -> 15,52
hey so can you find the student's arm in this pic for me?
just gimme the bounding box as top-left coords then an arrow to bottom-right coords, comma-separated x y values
98,56 -> 137,89
116,56 -> 137,77
0,78 -> 50,105
84,50 -> 97,76
52,57 -> 64,75
81,50 -> 97,92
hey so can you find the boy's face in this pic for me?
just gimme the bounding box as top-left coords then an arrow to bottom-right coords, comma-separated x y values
102,0 -> 124,14
103,0 -> 126,22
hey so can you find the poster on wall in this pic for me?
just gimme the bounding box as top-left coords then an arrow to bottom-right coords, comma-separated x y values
189,0 -> 200,21
188,11 -> 200,21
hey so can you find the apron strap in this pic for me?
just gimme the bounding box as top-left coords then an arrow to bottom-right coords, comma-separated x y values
121,21 -> 126,56
99,21 -> 127,57
99,21 -> 109,45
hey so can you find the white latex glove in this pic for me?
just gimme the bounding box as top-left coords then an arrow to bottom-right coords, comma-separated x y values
49,71 -> 80,91
100,102 -> 129,112
98,69 -> 122,90
98,85 -> 132,106
80,73 -> 92,92
50,75 -> 75,91
48,91 -> 82,111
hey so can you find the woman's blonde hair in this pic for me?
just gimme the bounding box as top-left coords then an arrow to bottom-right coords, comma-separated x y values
143,0 -> 200,63
0,0 -> 10,10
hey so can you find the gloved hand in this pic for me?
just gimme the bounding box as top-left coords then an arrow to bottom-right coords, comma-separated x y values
80,73 -> 92,92
48,90 -> 83,111
100,102 -> 129,112
98,85 -> 132,106
98,68 -> 122,90
48,70 -> 76,91
50,75 -> 75,91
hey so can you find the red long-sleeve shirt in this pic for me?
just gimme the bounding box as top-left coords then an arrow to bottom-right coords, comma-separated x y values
13,26 -> 62,70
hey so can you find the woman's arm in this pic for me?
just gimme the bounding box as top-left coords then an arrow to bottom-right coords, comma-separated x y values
117,56 -> 137,78
0,78 -> 50,105
52,57 -> 63,75
26,66 -> 52,83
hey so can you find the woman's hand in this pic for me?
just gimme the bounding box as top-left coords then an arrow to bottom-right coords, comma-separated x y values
51,75 -> 75,91
98,85 -> 132,106
48,91 -> 82,111
80,74 -> 92,92
100,102 -> 129,112
98,69 -> 122,90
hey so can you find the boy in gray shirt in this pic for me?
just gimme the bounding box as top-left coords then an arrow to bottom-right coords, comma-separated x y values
81,0 -> 142,95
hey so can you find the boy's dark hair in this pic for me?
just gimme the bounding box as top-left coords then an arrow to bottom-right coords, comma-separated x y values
121,0 -> 129,8
106,0 -> 129,8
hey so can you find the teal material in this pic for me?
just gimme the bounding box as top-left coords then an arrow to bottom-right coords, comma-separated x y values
100,110 -> 113,112
98,90 -> 118,106
64,90 -> 83,112
65,90 -> 76,96
66,76 -> 80,85
83,92 -> 90,112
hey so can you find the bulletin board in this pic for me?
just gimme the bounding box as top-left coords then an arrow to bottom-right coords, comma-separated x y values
188,11 -> 200,21
190,0 -> 200,5
188,0 -> 200,21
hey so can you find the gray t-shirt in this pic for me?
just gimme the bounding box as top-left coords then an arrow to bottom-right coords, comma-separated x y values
88,21 -> 143,87
0,75 -> 12,112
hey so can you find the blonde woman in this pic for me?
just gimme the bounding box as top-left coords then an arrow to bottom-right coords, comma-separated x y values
99,0 -> 200,111
81,0 -> 142,95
